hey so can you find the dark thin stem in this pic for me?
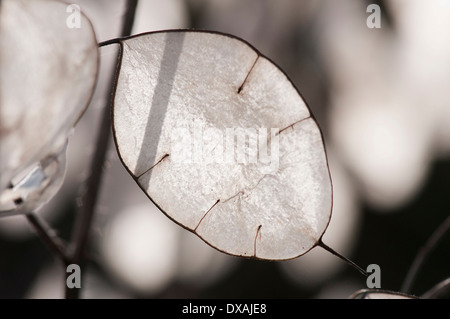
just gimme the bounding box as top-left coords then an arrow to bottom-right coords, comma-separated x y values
318,239 -> 368,277
421,277 -> 450,299
25,212 -> 70,265
401,215 -> 450,294
66,0 -> 138,299
98,38 -> 122,47
120,0 -> 138,39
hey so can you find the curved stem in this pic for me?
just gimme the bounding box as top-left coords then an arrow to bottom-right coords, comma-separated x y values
25,212 -> 70,265
98,38 -> 122,47
421,277 -> 450,299
65,0 -> 138,299
318,239 -> 368,277
401,215 -> 450,294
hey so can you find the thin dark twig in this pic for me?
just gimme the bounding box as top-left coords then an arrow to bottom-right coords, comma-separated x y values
25,212 -> 70,265
98,38 -> 122,47
66,0 -> 138,299
421,277 -> 450,299
318,239 -> 368,277
401,215 -> 450,294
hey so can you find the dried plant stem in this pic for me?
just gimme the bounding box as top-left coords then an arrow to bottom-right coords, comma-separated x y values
401,215 -> 450,294
318,239 -> 368,277
25,212 -> 70,265
65,0 -> 138,299
421,277 -> 450,299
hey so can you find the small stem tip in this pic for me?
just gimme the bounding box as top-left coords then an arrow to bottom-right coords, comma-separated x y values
318,239 -> 368,277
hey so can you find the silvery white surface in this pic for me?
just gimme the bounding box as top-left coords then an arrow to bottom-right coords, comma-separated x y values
0,142 -> 68,214
113,31 -> 332,260
0,0 -> 98,214
349,289 -> 416,299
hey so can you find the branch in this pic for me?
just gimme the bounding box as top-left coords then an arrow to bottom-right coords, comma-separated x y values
401,215 -> 450,294
66,0 -> 138,299
25,212 -> 70,265
421,277 -> 450,299
318,239 -> 368,277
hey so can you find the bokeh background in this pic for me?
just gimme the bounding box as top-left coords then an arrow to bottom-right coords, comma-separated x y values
1,0 -> 449,298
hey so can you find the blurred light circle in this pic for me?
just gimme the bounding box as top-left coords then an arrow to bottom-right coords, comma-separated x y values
101,204 -> 179,294
176,229 -> 237,288
331,100 -> 431,210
